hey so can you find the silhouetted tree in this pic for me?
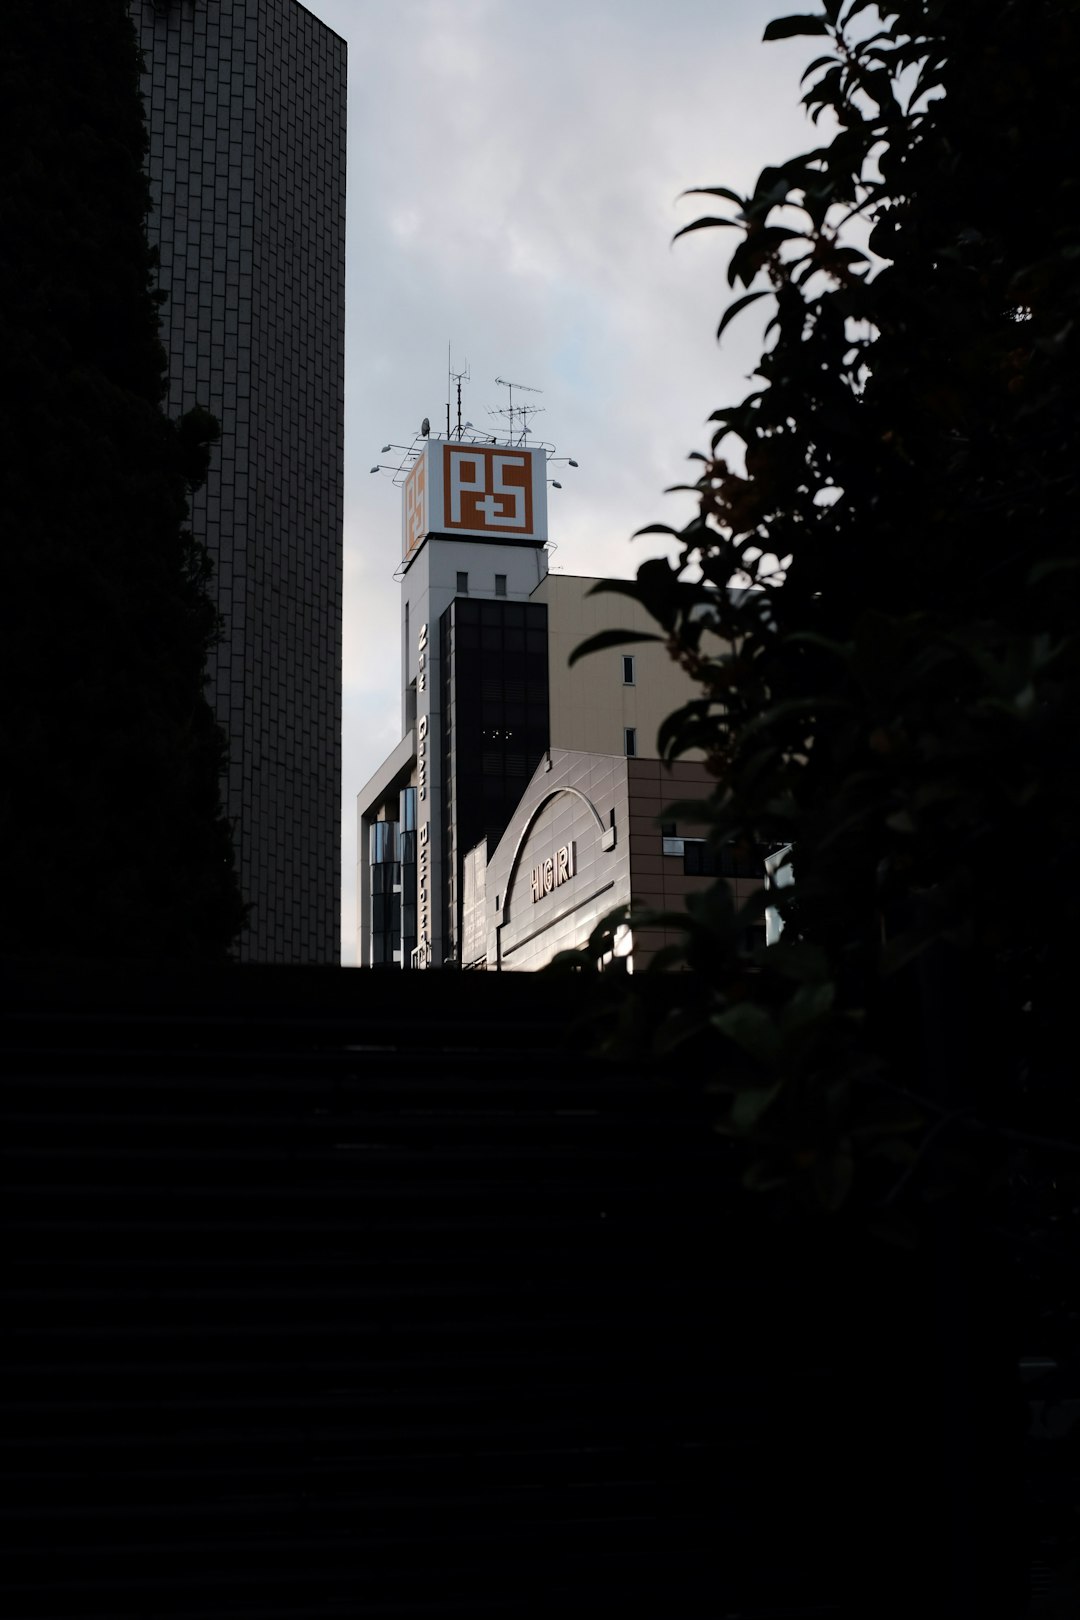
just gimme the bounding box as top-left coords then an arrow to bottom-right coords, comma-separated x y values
575,0 -> 1079,1236
0,0 -> 245,958
568,5 -> 1080,1606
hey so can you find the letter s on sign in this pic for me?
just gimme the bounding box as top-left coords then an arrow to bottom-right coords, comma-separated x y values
491,456 -> 526,528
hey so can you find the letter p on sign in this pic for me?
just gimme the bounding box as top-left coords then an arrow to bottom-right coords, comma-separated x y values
442,444 -> 533,534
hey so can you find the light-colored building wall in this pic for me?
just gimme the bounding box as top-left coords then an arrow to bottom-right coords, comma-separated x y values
535,573 -> 714,760
624,756 -> 763,967
485,750 -> 630,973
480,750 -> 741,974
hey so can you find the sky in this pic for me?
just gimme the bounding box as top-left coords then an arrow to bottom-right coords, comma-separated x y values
296,0 -> 828,962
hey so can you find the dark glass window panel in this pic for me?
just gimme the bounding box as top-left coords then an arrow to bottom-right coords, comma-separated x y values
456,571 -> 468,592
372,863 -> 386,894
526,630 -> 546,654
683,840 -> 718,877
442,596 -> 550,950
716,842 -> 766,879
455,623 -> 479,651
455,600 -> 479,624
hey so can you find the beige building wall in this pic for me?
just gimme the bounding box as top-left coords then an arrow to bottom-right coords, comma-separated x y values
486,750 -> 631,973
481,749 -> 753,974
534,574 -> 718,760
624,757 -> 762,967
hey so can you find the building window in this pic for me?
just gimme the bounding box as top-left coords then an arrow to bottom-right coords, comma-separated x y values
457,571 -> 468,593
682,838 -> 718,876
668,837 -> 766,878
622,654 -> 636,685
624,727 -> 636,757
495,574 -> 507,597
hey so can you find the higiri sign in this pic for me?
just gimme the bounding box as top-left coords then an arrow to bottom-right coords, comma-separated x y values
402,440 -> 548,560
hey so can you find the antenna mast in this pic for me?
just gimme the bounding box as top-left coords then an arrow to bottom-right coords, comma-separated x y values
493,375 -> 544,446
448,353 -> 470,440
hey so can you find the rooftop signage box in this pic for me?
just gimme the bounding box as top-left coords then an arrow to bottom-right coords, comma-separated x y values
403,441 -> 549,562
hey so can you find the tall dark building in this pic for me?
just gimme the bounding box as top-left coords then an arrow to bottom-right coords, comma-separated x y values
135,0 -> 346,962
438,596 -> 551,957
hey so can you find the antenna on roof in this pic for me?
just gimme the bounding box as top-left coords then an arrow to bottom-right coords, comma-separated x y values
447,349 -> 471,441
491,375 -> 544,446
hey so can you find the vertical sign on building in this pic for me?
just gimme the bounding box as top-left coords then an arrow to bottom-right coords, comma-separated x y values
403,451 -> 428,562
414,620 -> 432,967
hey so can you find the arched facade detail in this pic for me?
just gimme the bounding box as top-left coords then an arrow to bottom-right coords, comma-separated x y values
502,785 -> 606,925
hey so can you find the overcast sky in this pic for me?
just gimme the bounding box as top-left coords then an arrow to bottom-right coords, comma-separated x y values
297,0 -> 825,962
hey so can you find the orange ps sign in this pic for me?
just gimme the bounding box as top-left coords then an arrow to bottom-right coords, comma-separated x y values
401,440 -> 547,563
403,452 -> 427,561
441,444 -> 534,534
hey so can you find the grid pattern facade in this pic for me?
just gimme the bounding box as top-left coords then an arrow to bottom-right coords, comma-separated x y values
135,0 -> 346,962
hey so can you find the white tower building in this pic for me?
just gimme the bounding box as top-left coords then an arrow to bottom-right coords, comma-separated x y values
358,436 -> 552,968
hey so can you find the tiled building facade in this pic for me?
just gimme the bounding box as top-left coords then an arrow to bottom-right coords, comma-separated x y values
135,0 -> 346,962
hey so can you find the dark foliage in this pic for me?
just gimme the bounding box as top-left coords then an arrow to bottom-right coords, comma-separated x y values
561,6 -> 1080,1604
569,0 -> 1080,1232
0,0 -> 245,958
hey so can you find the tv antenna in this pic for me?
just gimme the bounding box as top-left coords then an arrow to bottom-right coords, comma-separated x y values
446,348 -> 473,440
491,375 -> 545,446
